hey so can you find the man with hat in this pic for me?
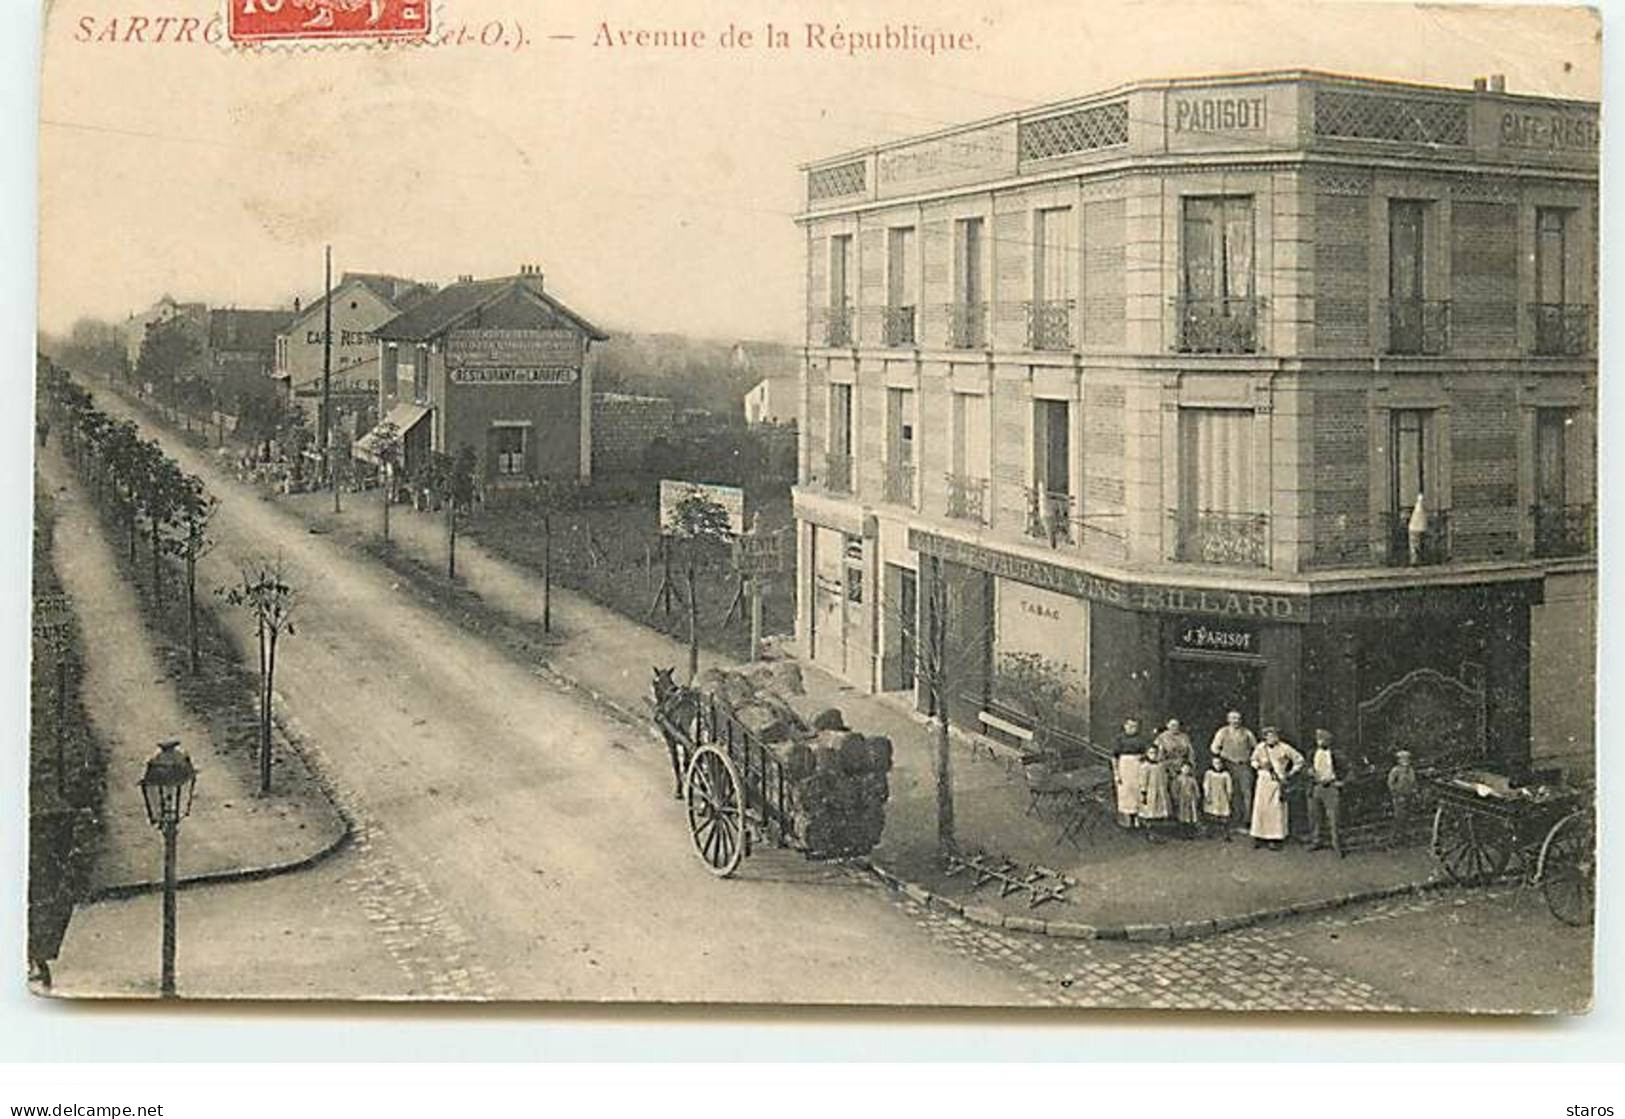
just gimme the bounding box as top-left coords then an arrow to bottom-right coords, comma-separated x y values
1306,728 -> 1345,856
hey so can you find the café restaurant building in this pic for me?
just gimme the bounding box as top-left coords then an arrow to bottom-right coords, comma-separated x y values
791,70 -> 1596,775
370,266 -> 609,483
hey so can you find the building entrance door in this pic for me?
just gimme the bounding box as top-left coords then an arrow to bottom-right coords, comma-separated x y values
1167,653 -> 1263,754
897,568 -> 918,692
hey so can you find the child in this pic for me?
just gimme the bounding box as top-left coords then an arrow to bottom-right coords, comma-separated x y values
1138,742 -> 1172,840
1173,761 -> 1202,840
1202,754 -> 1233,841
1386,749 -> 1420,848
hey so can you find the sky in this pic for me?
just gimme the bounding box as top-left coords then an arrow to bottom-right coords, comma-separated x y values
36,0 -> 1602,342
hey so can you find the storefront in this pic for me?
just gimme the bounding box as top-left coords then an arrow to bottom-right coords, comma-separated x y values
912,528 -> 1540,774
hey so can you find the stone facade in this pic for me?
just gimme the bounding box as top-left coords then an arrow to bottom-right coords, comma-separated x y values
791,70 -> 1597,775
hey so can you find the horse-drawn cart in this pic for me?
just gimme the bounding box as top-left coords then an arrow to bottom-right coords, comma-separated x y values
650,666 -> 893,878
1429,768 -> 1594,926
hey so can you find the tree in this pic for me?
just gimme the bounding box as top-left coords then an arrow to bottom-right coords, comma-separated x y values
168,474 -> 216,675
370,420 -> 403,544
444,444 -> 479,579
135,319 -> 200,416
522,477 -> 579,633
140,447 -> 184,605
220,557 -> 298,795
666,491 -> 733,682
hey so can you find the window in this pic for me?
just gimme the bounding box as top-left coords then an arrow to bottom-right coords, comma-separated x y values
1180,197 -> 1257,352
1030,207 -> 1073,349
492,425 -> 527,476
1534,408 -> 1590,557
1532,208 -> 1584,355
1387,200 -> 1444,353
948,392 -> 989,522
1029,399 -> 1072,543
827,235 -> 853,346
886,227 -> 917,346
1388,409 -> 1446,564
952,218 -> 986,348
1177,408 -> 1266,566
885,388 -> 916,505
824,382 -> 854,493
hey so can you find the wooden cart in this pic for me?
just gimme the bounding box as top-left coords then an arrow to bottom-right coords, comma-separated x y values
651,671 -> 798,878
1429,769 -> 1594,926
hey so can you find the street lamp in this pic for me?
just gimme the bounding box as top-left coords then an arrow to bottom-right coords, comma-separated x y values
138,739 -> 197,998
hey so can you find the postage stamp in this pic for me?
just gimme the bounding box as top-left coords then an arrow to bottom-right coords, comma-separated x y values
227,0 -> 431,43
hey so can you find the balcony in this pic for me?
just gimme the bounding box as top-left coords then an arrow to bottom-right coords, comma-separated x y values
1530,303 -> 1591,357
1172,510 -> 1270,568
946,302 -> 988,349
1175,297 -> 1262,354
883,305 -> 917,348
1533,503 -> 1594,559
819,305 -> 854,348
1026,487 -> 1074,546
1384,299 -> 1451,355
1025,300 -> 1074,351
820,452 -> 854,495
883,461 -> 916,507
945,473 -> 987,524
1385,509 -> 1451,567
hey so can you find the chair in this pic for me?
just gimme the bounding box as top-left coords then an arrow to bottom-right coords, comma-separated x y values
1022,757 -> 1075,819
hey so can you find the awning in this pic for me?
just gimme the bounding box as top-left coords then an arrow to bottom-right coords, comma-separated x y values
354,403 -> 430,464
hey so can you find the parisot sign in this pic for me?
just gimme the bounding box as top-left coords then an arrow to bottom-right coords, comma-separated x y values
1173,95 -> 1266,132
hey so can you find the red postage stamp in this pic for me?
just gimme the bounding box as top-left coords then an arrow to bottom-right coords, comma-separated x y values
227,0 -> 431,43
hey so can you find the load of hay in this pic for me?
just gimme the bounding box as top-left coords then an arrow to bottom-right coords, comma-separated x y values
693,665 -> 892,859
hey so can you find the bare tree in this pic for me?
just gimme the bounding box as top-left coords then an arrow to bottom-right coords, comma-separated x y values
167,473 -> 216,676
370,420 -> 402,544
220,556 -> 298,794
666,492 -> 733,682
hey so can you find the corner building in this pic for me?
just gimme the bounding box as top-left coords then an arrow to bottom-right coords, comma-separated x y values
791,70 -> 1596,775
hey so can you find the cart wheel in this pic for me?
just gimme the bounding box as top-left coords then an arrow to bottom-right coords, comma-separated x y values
685,744 -> 745,878
1539,810 -> 1595,928
1431,804 -> 1513,885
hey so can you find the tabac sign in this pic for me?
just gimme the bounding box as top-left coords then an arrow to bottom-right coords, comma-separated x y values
447,328 -> 581,384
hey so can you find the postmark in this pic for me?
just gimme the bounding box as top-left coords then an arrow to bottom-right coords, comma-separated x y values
227,0 -> 431,44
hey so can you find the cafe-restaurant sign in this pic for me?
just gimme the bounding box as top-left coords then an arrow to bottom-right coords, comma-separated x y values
447,328 -> 581,384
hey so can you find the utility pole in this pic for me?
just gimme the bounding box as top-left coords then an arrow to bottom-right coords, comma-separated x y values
320,244 -> 333,489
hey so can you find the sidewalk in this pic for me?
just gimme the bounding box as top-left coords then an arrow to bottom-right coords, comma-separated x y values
281,489 -> 1439,938
38,446 -> 347,897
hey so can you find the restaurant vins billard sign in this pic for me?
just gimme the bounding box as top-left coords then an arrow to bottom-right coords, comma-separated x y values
447,328 -> 581,385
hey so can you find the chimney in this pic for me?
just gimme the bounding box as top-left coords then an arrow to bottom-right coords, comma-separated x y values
1488,73 -> 1506,92
293,296 -> 302,313
518,264 -> 545,292
457,274 -> 474,284
1472,76 -> 1488,92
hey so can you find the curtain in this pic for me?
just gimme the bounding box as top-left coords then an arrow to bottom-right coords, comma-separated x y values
1182,408 -> 1255,514
1036,208 -> 1072,302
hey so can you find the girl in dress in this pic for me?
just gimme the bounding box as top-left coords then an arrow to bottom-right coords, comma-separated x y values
1202,754 -> 1233,841
1138,742 -> 1172,838
1173,761 -> 1202,840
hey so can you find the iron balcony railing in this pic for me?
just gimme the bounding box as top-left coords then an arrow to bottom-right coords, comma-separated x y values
1026,300 -> 1075,351
1530,303 -> 1591,357
1385,508 -> 1451,566
1171,510 -> 1270,568
821,451 -> 854,495
883,461 -> 916,506
1533,503 -> 1594,559
1175,296 -> 1263,354
945,473 -> 987,524
1026,487 -> 1075,546
883,305 -> 917,348
946,302 -> 988,349
820,304 -> 854,348
1384,298 -> 1452,355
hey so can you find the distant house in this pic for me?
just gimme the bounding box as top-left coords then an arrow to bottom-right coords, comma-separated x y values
275,272 -> 432,437
367,265 -> 609,484
124,295 -> 208,371
208,308 -> 296,382
744,374 -> 798,426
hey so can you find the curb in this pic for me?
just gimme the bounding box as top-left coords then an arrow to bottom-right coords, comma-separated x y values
856,855 -> 1450,943
86,704 -> 355,904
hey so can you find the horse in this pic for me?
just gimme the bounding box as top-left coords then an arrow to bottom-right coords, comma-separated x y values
651,666 -> 700,799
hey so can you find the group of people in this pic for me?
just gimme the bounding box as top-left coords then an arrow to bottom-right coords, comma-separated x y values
1110,712 -> 1424,854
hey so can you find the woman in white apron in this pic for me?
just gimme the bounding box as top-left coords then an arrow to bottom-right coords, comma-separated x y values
1249,727 -> 1304,850
1112,717 -> 1149,828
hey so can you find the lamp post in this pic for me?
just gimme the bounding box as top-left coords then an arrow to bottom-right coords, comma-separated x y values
138,739 -> 197,998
